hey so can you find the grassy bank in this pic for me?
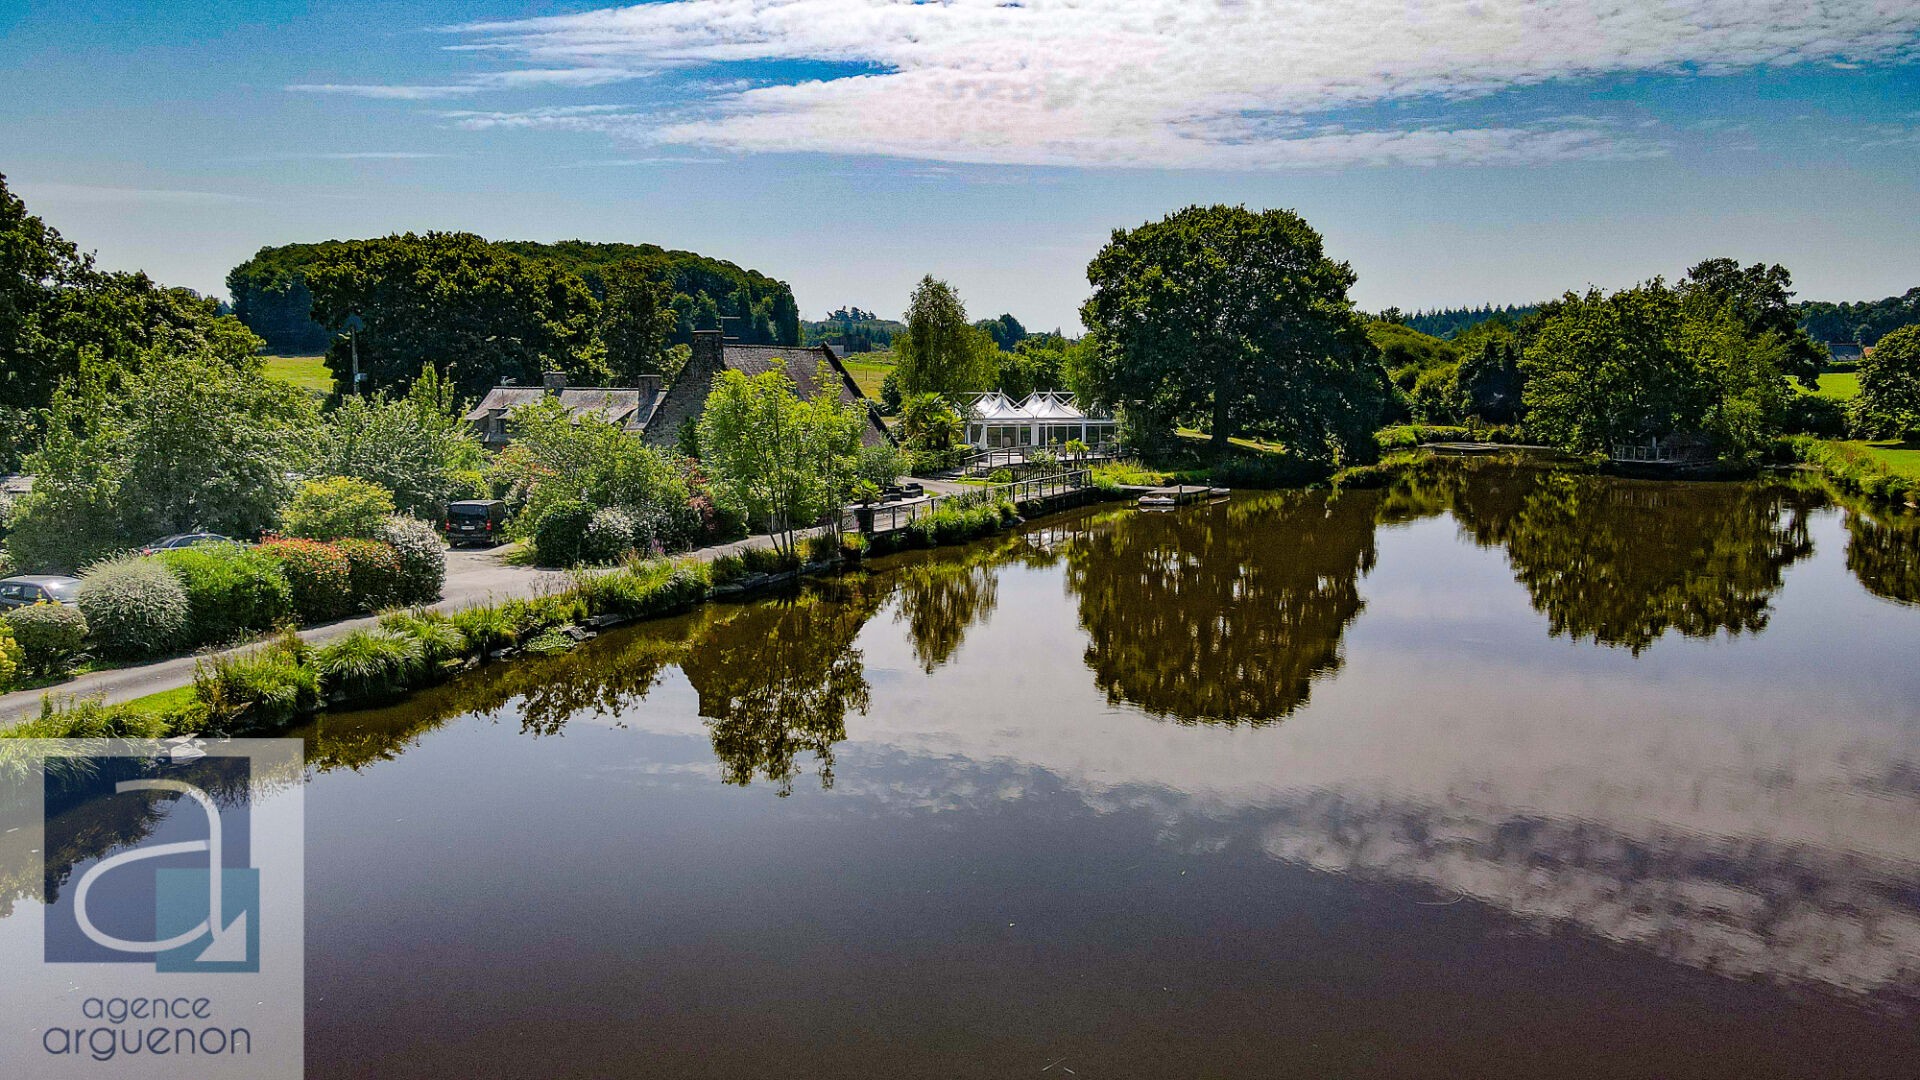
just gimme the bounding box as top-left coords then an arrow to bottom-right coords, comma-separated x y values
2,494 -> 1068,741
1790,437 -> 1920,507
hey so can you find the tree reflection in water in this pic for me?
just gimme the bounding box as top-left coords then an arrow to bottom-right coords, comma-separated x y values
1065,491 -> 1380,726
889,534 -> 1047,674
680,579 -> 886,795
275,459 -> 1888,797
1466,471 -> 1818,652
1846,507 -> 1920,607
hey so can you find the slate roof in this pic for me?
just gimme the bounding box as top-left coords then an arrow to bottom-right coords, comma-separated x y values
465,386 -> 662,433
641,341 -> 893,449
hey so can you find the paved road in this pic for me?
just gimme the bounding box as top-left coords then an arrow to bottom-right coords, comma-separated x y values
0,521 -> 840,726
0,546 -> 574,725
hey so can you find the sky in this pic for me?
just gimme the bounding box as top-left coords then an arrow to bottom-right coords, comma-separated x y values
2,0 -> 1918,332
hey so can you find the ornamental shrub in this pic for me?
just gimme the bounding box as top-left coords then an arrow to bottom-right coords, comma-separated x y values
193,633 -> 320,731
450,605 -> 516,661
0,623 -> 20,691
571,560 -> 707,619
531,499 -> 594,567
77,555 -> 192,660
313,629 -> 426,706
157,543 -> 294,647
260,539 -> 354,624
332,539 -> 403,612
378,515 -> 446,605
581,507 -> 638,565
4,603 -> 88,676
282,475 -> 398,541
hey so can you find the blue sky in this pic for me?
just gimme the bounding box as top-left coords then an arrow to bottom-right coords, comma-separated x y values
3,0 -> 1918,332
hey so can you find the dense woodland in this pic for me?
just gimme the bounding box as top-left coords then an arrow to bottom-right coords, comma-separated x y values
229,237 -> 801,357
1408,290 -> 1920,348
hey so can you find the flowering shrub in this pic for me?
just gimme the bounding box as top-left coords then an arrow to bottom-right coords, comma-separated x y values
378,515 -> 447,606
260,539 -> 354,624
332,538 -> 403,612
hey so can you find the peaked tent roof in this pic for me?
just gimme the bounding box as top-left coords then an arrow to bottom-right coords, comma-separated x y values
966,390 -> 1111,422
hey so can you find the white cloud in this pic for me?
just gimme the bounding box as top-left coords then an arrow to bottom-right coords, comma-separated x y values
479,67 -> 650,88
437,0 -> 1920,168
287,83 -> 483,101
288,68 -> 648,101
438,104 -> 642,132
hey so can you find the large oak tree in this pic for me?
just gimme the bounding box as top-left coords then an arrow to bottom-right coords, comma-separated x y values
1078,205 -> 1386,459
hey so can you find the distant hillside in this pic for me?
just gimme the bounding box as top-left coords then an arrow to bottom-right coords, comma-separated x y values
1401,304 -> 1539,340
1795,287 -> 1920,346
229,238 -> 800,354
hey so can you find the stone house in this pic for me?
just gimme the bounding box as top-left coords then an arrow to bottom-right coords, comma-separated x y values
465,330 -> 891,449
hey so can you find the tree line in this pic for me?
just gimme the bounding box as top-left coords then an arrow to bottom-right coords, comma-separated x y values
227,235 -> 802,393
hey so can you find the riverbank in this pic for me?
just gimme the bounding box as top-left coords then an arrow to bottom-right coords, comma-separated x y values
0,487 -> 1130,735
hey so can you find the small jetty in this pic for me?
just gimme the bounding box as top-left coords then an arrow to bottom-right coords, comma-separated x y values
1137,484 -> 1230,510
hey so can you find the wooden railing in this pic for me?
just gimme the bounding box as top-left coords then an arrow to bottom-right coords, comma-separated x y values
957,444 -> 1116,477
851,470 -> 1093,534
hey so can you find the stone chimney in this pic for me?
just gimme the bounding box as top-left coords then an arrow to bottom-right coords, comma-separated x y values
690,329 -> 725,373
636,373 -> 662,399
542,371 -> 568,392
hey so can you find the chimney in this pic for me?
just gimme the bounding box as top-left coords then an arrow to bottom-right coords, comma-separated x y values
690,329 -> 724,374
636,373 -> 662,399
542,371 -> 568,392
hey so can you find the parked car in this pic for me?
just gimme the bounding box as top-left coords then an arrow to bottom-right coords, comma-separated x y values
445,500 -> 508,547
0,574 -> 82,609
140,532 -> 233,555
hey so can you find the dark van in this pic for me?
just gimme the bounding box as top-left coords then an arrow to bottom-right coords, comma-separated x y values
445,500 -> 508,547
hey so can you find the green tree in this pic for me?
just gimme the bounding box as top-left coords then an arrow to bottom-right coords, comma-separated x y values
317,366 -> 485,518
697,364 -> 866,554
7,349 -> 316,570
500,395 -> 690,531
282,476 -> 397,540
302,232 -> 600,399
1678,258 -> 1822,387
1080,205 -> 1386,459
1856,325 -> 1920,438
896,276 -> 996,401
897,392 -> 965,451
1,174 -> 263,465
1521,284 -> 1704,452
1457,338 -> 1523,423
596,258 -> 676,382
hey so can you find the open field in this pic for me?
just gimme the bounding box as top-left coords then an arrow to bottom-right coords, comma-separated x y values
1841,439 -> 1920,479
1813,371 -> 1861,400
262,353 -> 333,394
838,351 -> 894,402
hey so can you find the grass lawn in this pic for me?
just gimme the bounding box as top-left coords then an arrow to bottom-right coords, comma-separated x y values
837,352 -> 894,403
1841,439 -> 1920,479
262,354 -> 334,395
1808,371 -> 1861,400
119,684 -> 200,714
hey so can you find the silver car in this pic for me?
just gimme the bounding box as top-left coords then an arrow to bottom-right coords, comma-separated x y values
0,575 -> 82,609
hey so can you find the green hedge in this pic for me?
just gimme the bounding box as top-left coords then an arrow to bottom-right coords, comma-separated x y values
333,538 -> 403,612
158,543 -> 294,647
261,539 -> 355,624
4,603 -> 87,676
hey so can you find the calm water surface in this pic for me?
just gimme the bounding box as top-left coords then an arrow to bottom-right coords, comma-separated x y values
40,462 -> 1920,1076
